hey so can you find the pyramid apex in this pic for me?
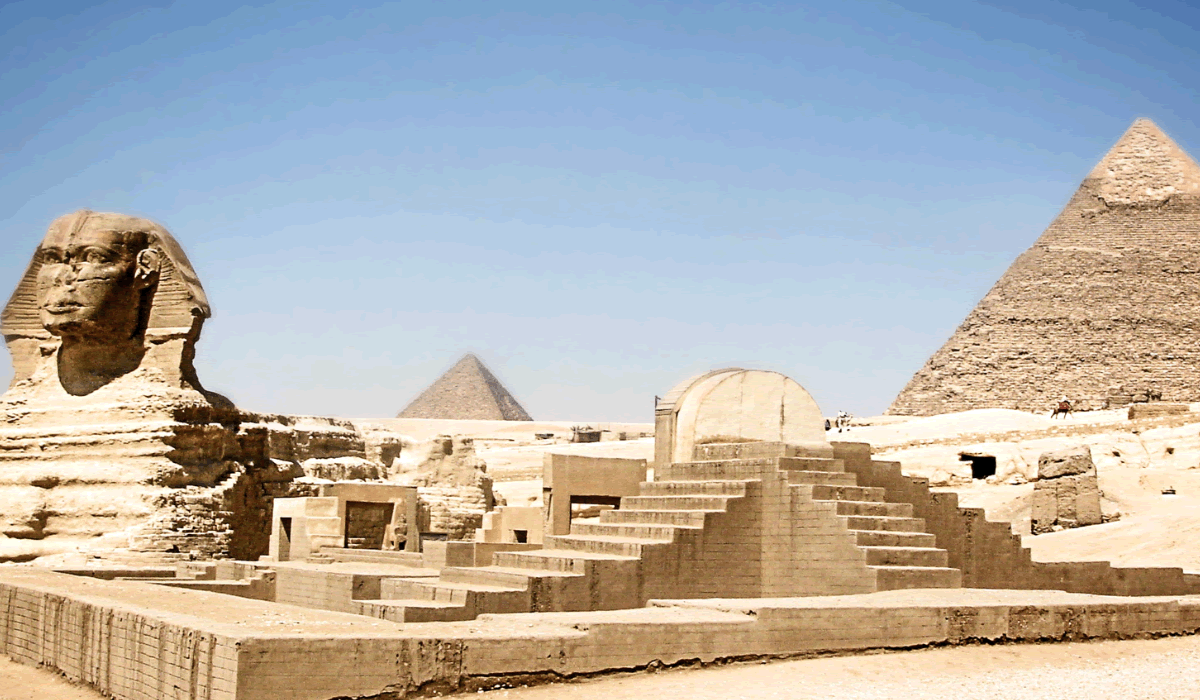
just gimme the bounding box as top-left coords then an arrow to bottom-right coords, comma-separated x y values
1083,118 -> 1200,204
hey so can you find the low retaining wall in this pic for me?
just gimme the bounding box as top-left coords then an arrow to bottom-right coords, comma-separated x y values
5,569 -> 1200,700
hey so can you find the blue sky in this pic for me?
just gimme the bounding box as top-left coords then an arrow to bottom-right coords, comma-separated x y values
2,0 -> 1198,421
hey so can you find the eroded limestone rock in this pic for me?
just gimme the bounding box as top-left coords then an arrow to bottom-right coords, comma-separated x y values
1032,445 -> 1103,534
395,435 -> 501,540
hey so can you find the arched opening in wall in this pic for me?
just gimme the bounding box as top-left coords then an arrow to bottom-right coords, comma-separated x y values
960,453 -> 997,480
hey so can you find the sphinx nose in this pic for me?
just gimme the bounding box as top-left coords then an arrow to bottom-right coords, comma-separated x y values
56,265 -> 78,286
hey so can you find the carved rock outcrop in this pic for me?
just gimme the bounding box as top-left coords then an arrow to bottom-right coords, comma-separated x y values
394,435 -> 501,540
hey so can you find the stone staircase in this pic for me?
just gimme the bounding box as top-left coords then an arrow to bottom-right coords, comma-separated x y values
354,443 -> 960,622
807,480 -> 956,589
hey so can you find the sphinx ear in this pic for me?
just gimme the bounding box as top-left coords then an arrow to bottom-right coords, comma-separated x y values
134,248 -> 162,288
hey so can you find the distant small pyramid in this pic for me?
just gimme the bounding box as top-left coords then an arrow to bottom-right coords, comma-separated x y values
889,119 -> 1200,415
397,353 -> 533,420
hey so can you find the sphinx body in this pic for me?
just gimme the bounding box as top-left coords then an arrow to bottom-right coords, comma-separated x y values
0,211 -> 389,563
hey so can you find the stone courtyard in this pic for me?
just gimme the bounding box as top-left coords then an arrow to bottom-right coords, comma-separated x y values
7,120 -> 1200,699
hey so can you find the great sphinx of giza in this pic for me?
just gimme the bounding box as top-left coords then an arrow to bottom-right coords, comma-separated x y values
3,209 -> 220,403
0,211 -> 398,563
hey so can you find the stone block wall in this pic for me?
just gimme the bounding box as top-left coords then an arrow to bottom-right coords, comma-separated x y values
0,579 -> 239,699
9,568 -> 1200,700
272,567 -> 385,614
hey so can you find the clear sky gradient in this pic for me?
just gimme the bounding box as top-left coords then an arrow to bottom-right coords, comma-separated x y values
3,0 -> 1198,421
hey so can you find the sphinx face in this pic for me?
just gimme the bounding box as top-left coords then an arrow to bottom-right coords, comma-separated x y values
36,222 -> 144,342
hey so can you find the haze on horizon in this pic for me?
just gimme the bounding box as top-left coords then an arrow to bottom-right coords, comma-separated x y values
3,0 -> 1199,422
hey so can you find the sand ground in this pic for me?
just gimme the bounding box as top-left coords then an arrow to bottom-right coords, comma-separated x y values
0,656 -> 104,699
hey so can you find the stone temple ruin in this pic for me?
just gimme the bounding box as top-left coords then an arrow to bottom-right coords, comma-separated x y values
6,199 -> 1200,699
890,119 -> 1200,415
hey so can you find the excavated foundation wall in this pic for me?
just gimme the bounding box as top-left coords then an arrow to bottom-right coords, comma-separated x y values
6,569 -> 1200,700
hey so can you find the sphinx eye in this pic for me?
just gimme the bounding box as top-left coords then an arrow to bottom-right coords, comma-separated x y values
41,250 -> 63,264
82,248 -> 114,264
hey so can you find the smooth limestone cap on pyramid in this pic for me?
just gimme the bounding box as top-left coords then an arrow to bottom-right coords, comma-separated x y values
398,353 -> 533,420
889,119 -> 1200,415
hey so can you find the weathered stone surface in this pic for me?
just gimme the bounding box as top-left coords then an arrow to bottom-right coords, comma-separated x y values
1038,445 -> 1094,479
1032,445 -> 1102,534
1127,402 -> 1190,419
890,119 -> 1200,415
393,435 -> 501,540
654,368 -> 829,467
397,353 -> 532,420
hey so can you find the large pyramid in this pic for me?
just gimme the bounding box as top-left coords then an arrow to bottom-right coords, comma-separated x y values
889,118 -> 1200,415
398,353 -> 533,420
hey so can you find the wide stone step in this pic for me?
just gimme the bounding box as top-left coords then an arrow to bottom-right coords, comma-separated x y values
851,530 -> 937,548
354,599 -> 473,623
691,441 -> 806,460
777,456 -> 845,473
321,547 -> 424,567
665,458 -> 780,479
491,549 -> 638,573
673,456 -> 844,473
843,515 -> 927,532
571,522 -> 693,540
829,500 -> 914,518
621,495 -> 735,511
601,509 -> 710,527
786,471 -> 857,486
872,565 -> 962,590
862,546 -> 949,568
809,484 -> 886,502
383,578 -> 525,604
546,534 -> 668,557
438,566 -> 555,588
637,480 -> 750,497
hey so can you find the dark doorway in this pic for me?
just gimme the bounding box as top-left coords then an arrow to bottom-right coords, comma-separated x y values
960,454 -> 997,480
567,495 -> 624,526
278,517 -> 293,562
344,501 -> 394,549
513,529 -> 528,544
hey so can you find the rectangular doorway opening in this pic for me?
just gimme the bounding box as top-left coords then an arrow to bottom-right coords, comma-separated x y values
960,454 -> 997,480
278,517 -> 293,562
344,501 -> 394,549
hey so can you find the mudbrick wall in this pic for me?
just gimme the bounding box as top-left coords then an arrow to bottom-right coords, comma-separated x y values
891,120 -> 1200,415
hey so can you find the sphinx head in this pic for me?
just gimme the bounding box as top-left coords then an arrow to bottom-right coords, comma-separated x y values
2,210 -> 211,395
36,212 -> 162,343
